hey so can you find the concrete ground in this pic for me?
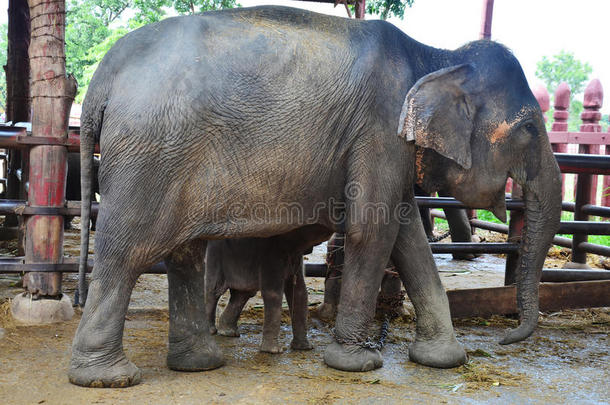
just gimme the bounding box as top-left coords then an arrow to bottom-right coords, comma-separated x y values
0,228 -> 608,404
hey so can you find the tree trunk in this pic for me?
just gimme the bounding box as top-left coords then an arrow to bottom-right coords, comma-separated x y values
23,0 -> 77,297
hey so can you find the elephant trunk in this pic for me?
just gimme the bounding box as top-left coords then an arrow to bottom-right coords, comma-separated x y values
500,153 -> 562,345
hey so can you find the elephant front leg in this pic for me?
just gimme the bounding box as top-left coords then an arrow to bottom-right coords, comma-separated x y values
391,208 -> 467,368
166,239 -> 224,372
323,224 -> 398,372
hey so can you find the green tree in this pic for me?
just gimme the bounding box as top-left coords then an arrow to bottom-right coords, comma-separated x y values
66,0 -> 237,101
171,0 -> 237,15
367,0 -> 414,20
535,51 -> 593,132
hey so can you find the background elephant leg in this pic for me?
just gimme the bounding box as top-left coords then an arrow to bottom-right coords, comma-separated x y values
204,285 -> 225,335
439,190 -> 477,260
166,239 -> 224,372
377,268 -> 406,318
260,267 -> 285,353
391,210 -> 467,368
317,276 -> 340,322
217,289 -> 254,337
69,249 -> 145,387
284,260 -> 313,350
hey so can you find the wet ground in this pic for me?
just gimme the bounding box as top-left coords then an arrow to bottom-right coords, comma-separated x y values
0,227 -> 609,404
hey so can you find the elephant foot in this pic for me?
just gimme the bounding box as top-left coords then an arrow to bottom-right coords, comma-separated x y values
408,336 -> 467,368
452,253 -> 476,261
69,352 -> 141,388
167,335 -> 225,372
290,338 -> 313,351
315,303 -> 337,322
217,326 -> 240,337
323,341 -> 383,372
260,340 -> 284,354
209,325 -> 217,335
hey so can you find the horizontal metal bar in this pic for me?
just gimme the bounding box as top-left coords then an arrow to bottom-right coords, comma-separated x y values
430,242 -> 518,254
581,204 -> 610,218
540,269 -> 610,282
577,242 -> 610,257
562,201 -> 575,212
555,153 -> 610,175
0,199 -> 98,216
469,218 -> 509,234
415,197 -> 524,210
558,221 -> 610,235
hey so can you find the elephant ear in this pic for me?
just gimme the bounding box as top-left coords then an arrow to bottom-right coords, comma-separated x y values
397,64 -> 476,170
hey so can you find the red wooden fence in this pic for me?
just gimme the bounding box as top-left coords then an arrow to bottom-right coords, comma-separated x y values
531,80 -> 609,208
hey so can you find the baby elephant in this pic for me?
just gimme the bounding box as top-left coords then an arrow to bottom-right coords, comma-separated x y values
205,227 -> 331,353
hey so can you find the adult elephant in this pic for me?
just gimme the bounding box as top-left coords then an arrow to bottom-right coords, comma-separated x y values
70,6 -> 561,387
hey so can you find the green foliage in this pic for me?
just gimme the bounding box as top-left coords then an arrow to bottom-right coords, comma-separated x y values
536,51 -> 593,97
0,23 -> 7,114
535,51 -> 593,132
64,0 -> 238,100
366,0 -> 414,20
76,27 -> 129,103
171,0 -> 237,15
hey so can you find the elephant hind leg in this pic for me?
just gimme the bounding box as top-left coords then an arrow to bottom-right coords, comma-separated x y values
166,239 -> 224,372
217,289 -> 255,337
69,234 -> 164,387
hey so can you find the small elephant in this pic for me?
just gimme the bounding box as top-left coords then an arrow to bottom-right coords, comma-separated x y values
72,6 -> 561,387
205,227 -> 330,353
65,153 -> 99,230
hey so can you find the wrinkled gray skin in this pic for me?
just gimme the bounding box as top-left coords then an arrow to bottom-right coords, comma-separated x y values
71,6 -> 561,388
65,153 -> 99,230
205,227 -> 331,353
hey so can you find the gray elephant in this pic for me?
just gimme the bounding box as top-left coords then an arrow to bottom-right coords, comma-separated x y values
205,227 -> 331,353
70,6 -> 561,388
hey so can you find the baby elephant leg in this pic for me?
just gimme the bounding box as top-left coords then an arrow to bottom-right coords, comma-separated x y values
217,289 -> 255,337
259,264 -> 287,353
284,259 -> 313,350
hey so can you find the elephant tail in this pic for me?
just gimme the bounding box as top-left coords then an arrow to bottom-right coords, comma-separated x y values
78,97 -> 106,307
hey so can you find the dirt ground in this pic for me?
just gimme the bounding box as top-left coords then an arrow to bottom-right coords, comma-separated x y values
0,227 -> 609,404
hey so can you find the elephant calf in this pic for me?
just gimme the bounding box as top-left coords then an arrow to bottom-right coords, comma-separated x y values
205,233 -> 325,353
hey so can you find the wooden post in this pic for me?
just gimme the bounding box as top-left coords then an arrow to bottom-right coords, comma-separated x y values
12,0 -> 77,323
579,79 -> 603,205
355,0 -> 366,19
552,82 -> 570,201
4,0 -> 30,232
479,0 -> 494,39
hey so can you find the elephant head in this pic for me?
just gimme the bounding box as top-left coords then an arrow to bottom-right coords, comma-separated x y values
399,41 -> 562,344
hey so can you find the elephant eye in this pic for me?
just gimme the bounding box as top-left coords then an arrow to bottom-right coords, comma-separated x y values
524,122 -> 537,135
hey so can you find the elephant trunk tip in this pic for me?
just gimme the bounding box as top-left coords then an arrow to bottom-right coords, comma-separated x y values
498,320 -> 537,345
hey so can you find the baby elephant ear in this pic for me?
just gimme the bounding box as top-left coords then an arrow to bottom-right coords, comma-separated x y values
397,64 -> 475,170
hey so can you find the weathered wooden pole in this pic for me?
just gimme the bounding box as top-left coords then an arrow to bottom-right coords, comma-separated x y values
479,0 -> 494,40
4,0 -> 31,231
355,0 -> 366,19
552,82 -> 570,201
579,79 -> 603,205
11,0 -> 77,323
